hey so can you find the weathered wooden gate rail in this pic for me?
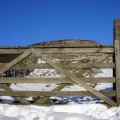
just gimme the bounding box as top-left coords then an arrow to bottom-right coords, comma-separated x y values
0,20 -> 120,107
0,45 -> 114,54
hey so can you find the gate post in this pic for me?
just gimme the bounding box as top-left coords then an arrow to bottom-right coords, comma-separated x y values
114,19 -> 120,105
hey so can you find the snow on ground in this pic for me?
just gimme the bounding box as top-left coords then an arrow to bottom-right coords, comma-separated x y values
10,69 -> 62,91
10,57 -> 113,93
10,68 -> 113,92
4,68 -> 112,104
8,68 -> 113,104
0,104 -> 120,120
0,59 -> 117,120
94,69 -> 113,91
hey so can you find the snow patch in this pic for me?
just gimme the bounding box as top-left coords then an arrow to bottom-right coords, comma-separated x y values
0,104 -> 119,120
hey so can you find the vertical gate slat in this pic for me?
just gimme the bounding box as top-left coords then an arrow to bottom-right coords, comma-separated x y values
114,20 -> 120,105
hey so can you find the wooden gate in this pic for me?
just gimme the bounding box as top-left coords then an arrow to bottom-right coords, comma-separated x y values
0,19 -> 120,107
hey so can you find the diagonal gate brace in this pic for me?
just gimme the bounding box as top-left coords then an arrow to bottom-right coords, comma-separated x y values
33,49 -> 117,107
0,49 -> 32,75
0,49 -> 32,104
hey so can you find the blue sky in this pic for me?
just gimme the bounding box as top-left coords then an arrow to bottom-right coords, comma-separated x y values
0,0 -> 120,46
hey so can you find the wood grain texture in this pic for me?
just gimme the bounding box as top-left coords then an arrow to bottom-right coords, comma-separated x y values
0,47 -> 114,54
0,63 -> 113,69
0,77 -> 115,83
0,91 -> 115,97
114,20 -> 120,105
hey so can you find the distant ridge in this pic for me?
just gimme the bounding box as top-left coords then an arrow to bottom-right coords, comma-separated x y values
30,39 -> 102,47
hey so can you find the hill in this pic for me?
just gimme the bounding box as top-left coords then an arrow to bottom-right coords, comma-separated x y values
30,39 -> 102,47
